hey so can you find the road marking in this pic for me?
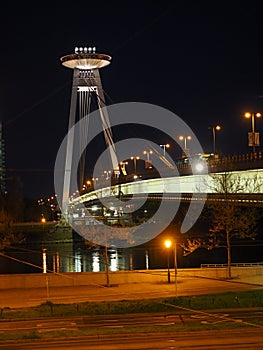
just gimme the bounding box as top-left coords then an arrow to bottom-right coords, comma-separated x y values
155,322 -> 175,326
36,321 -> 78,332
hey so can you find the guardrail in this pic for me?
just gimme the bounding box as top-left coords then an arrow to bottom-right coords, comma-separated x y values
201,262 -> 263,268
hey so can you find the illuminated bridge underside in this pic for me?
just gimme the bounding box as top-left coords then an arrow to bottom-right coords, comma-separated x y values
70,168 -> 263,207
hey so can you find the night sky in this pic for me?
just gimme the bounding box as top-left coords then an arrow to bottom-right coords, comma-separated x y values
1,2 -> 263,199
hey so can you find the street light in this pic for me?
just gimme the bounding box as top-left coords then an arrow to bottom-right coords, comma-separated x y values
244,112 -> 261,154
92,177 -> 98,186
119,161 -> 128,175
160,144 -> 170,157
130,156 -> 140,173
164,239 -> 178,293
164,240 -> 171,283
208,125 -> 221,155
174,241 -> 178,297
179,135 -> 192,157
143,150 -> 153,168
103,170 -> 112,180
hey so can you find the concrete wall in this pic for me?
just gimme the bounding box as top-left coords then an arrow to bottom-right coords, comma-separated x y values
0,267 -> 262,290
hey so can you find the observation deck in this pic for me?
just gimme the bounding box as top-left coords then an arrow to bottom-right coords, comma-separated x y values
60,53 -> 111,70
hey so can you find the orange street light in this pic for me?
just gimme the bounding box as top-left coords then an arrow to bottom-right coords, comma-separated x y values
244,112 -> 262,154
179,136 -> 192,156
143,150 -> 153,169
160,144 -> 170,157
130,156 -> 140,173
208,125 -> 221,155
164,240 -> 172,283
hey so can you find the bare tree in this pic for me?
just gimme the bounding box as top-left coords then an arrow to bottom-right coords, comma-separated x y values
81,223 -> 136,287
207,170 -> 261,278
181,170 -> 262,279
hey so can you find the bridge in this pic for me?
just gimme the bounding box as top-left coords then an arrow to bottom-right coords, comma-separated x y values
67,152 -> 263,231
70,152 -> 263,201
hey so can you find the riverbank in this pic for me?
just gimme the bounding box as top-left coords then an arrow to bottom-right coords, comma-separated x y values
0,272 -> 262,309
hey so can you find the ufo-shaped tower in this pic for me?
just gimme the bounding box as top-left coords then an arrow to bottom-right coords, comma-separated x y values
60,47 -> 118,216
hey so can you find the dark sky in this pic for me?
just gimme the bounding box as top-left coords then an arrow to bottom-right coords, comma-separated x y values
1,1 -> 263,199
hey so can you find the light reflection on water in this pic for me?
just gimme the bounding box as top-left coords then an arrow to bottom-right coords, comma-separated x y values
0,242 -> 149,274
92,250 -> 100,272
67,248 -> 129,273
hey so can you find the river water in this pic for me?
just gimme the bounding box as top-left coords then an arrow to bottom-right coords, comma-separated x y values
0,227 -> 260,274
0,230 -> 151,274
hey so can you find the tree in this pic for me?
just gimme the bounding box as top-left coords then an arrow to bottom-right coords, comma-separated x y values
207,170 -> 262,278
81,222 -> 136,287
181,170 -> 262,278
0,180 -> 24,252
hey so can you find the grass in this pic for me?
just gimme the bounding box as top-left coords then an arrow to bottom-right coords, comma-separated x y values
0,290 -> 262,319
0,322 -> 256,341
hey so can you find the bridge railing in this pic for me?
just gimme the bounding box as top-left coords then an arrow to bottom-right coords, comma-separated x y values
77,151 -> 263,197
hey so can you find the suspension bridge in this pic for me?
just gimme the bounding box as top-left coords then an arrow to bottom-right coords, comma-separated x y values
56,47 -> 263,229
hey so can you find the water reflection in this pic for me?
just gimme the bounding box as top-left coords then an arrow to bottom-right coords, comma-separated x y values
0,230 -> 152,274
109,249 -> 118,272
92,250 -> 100,272
39,247 -> 134,273
74,251 -> 82,272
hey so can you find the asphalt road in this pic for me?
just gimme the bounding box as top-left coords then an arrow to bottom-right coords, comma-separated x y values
0,309 -> 262,337
0,329 -> 262,349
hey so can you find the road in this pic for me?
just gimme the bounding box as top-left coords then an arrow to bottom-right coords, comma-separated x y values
0,329 -> 262,349
0,309 -> 263,334
0,309 -> 262,347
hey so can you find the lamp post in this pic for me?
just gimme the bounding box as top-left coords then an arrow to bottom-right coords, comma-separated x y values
130,156 -> 140,173
160,143 -> 170,157
103,170 -> 112,180
143,150 -> 153,168
92,177 -> 98,187
244,112 -> 261,155
119,161 -> 128,175
42,248 -> 47,274
179,136 -> 192,157
164,240 -> 171,283
174,241 -> 178,297
208,125 -> 221,155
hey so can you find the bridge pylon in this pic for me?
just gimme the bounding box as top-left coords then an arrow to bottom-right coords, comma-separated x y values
60,46 -> 118,218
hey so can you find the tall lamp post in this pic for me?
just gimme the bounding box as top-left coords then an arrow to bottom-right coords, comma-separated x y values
119,161 -> 128,175
130,156 -> 140,173
103,170 -> 112,180
143,150 -> 153,168
164,240 -> 171,283
208,125 -> 221,155
174,241 -> 178,297
244,112 -> 261,155
179,136 -> 192,157
160,143 -> 170,157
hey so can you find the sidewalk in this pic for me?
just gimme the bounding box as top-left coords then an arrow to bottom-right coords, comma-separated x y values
0,275 -> 262,309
